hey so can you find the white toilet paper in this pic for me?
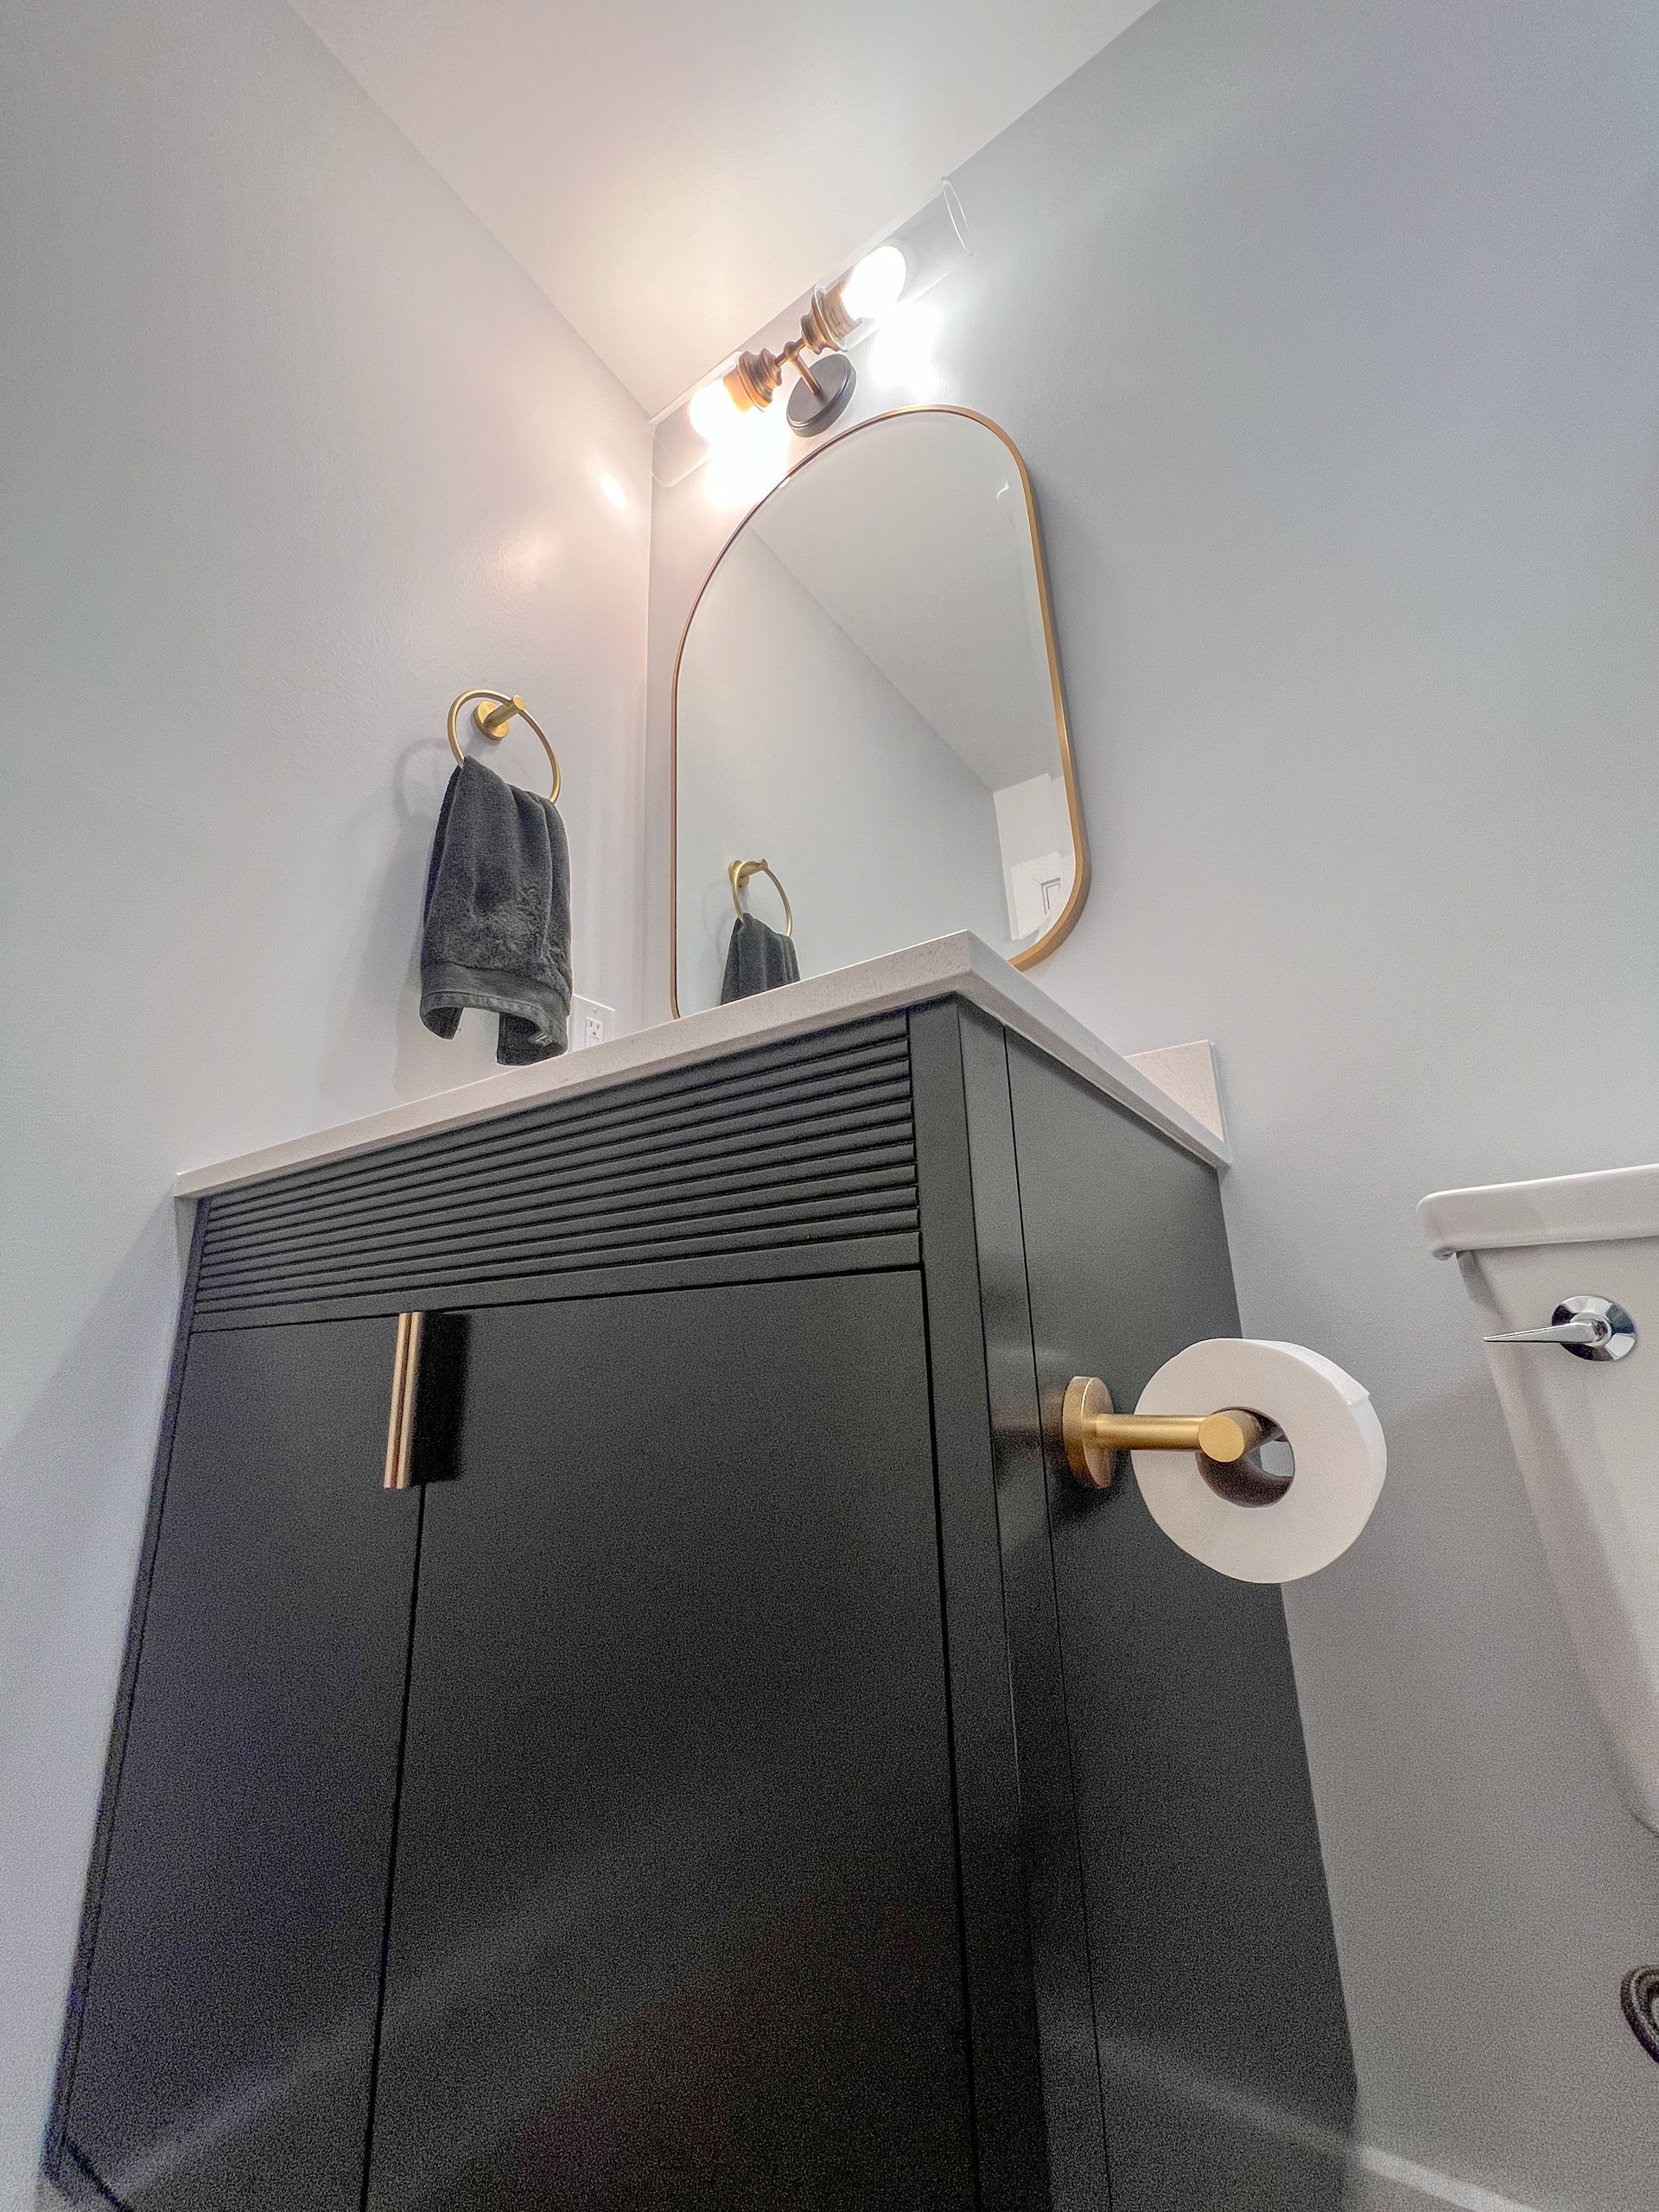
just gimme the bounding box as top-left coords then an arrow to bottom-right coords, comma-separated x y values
1132,1339 -> 1386,1583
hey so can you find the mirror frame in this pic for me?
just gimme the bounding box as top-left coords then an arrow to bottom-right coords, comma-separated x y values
669,404 -> 1090,1015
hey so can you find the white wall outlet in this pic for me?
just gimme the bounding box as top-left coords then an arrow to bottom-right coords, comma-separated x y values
569,994 -> 615,1052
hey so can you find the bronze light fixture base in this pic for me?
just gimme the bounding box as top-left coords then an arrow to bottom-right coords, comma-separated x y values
723,283 -> 863,437
786,350 -> 855,435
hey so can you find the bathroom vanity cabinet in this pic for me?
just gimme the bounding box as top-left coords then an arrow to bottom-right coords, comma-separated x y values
50,962 -> 1354,2212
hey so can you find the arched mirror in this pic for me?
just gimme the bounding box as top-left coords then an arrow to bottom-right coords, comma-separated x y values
671,406 -> 1089,1014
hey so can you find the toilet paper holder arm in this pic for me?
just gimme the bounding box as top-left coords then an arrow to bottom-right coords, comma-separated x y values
1062,1375 -> 1267,1493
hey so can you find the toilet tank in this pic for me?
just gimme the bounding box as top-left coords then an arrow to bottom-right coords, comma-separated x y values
1421,1163 -> 1659,1833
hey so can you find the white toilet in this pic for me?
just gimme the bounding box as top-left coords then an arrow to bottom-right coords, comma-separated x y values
1421,1162 -> 1659,1834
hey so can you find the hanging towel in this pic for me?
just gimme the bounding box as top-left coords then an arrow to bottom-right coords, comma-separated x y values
720,911 -> 800,1004
421,756 -> 570,1065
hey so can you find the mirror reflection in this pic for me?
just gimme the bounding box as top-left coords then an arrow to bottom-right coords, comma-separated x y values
673,407 -> 1087,1014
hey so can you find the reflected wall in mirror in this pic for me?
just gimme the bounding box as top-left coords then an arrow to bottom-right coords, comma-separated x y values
672,407 -> 1088,1014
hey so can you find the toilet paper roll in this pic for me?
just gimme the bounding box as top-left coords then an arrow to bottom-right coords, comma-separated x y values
1132,1339 -> 1386,1583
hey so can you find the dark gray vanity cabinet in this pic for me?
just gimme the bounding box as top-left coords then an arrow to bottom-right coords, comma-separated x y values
50,1000 -> 1354,2212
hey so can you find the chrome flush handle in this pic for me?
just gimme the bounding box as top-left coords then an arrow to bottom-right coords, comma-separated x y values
1484,1296 -> 1637,1362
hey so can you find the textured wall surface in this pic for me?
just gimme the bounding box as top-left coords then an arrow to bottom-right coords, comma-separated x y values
646,4 -> 1659,2205
0,5 -> 647,2204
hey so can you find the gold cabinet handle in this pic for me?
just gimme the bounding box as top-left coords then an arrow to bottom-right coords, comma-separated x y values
1062,1374 -> 1265,1493
383,1312 -> 426,1491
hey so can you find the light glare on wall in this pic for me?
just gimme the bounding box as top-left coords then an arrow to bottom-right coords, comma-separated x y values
869,302 -> 941,394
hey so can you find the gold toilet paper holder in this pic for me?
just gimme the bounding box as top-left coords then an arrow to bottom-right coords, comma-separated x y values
1062,1375 -> 1268,1493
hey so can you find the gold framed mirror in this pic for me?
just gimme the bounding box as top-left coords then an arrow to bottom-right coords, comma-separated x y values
671,405 -> 1089,1016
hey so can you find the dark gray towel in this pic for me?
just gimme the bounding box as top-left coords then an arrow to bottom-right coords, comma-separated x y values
421,757 -> 570,1065
720,912 -> 800,1004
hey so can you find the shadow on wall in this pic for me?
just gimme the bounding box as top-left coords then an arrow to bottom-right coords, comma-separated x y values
321,735 -> 457,1107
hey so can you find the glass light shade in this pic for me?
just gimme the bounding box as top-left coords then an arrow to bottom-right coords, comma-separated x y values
839,244 -> 906,323
703,399 -> 792,509
688,374 -> 746,444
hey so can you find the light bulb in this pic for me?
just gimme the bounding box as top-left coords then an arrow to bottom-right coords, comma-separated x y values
839,243 -> 906,323
688,374 -> 746,444
598,473 -> 628,510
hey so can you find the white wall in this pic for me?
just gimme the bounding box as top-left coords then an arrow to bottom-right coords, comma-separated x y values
675,534 -> 1006,1010
645,3 -> 1659,2206
0,3 -> 647,2204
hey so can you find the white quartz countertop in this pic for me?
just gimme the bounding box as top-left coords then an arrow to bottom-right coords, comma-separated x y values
176,934 -> 1228,1199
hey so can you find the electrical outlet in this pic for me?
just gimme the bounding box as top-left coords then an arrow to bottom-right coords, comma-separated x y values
569,995 -> 615,1052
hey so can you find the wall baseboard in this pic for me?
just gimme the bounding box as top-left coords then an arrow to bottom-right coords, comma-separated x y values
1346,2143 -> 1543,2212
37,2141 -> 1549,2212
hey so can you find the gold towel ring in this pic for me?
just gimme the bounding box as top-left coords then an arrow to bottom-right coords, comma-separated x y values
447,688 -> 561,804
729,858 -> 792,937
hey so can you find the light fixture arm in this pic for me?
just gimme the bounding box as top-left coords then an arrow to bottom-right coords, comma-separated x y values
689,246 -> 906,445
724,283 -> 860,415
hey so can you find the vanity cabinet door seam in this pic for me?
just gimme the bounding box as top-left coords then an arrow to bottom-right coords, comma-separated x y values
357,1484 -> 427,2212
957,1006 -> 1111,2211
909,1001 -> 1052,2209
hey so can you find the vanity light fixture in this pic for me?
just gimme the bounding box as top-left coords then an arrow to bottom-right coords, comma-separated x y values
689,244 -> 908,443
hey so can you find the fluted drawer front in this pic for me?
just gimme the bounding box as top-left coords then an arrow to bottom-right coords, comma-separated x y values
194,1016 -> 918,1317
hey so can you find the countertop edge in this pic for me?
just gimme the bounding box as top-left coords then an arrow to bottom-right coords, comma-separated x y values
175,936 -> 1229,1199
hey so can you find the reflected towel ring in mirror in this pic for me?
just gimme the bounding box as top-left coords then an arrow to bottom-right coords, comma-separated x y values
729,858 -> 793,937
447,688 -> 562,804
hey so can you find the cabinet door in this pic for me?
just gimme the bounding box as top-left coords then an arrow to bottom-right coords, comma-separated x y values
367,1274 -> 974,2212
63,1317 -> 421,2210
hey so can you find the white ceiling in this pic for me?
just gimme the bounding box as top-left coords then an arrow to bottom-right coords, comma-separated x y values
291,0 -> 1159,415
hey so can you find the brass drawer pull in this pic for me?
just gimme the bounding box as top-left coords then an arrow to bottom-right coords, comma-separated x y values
383,1312 -> 426,1491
